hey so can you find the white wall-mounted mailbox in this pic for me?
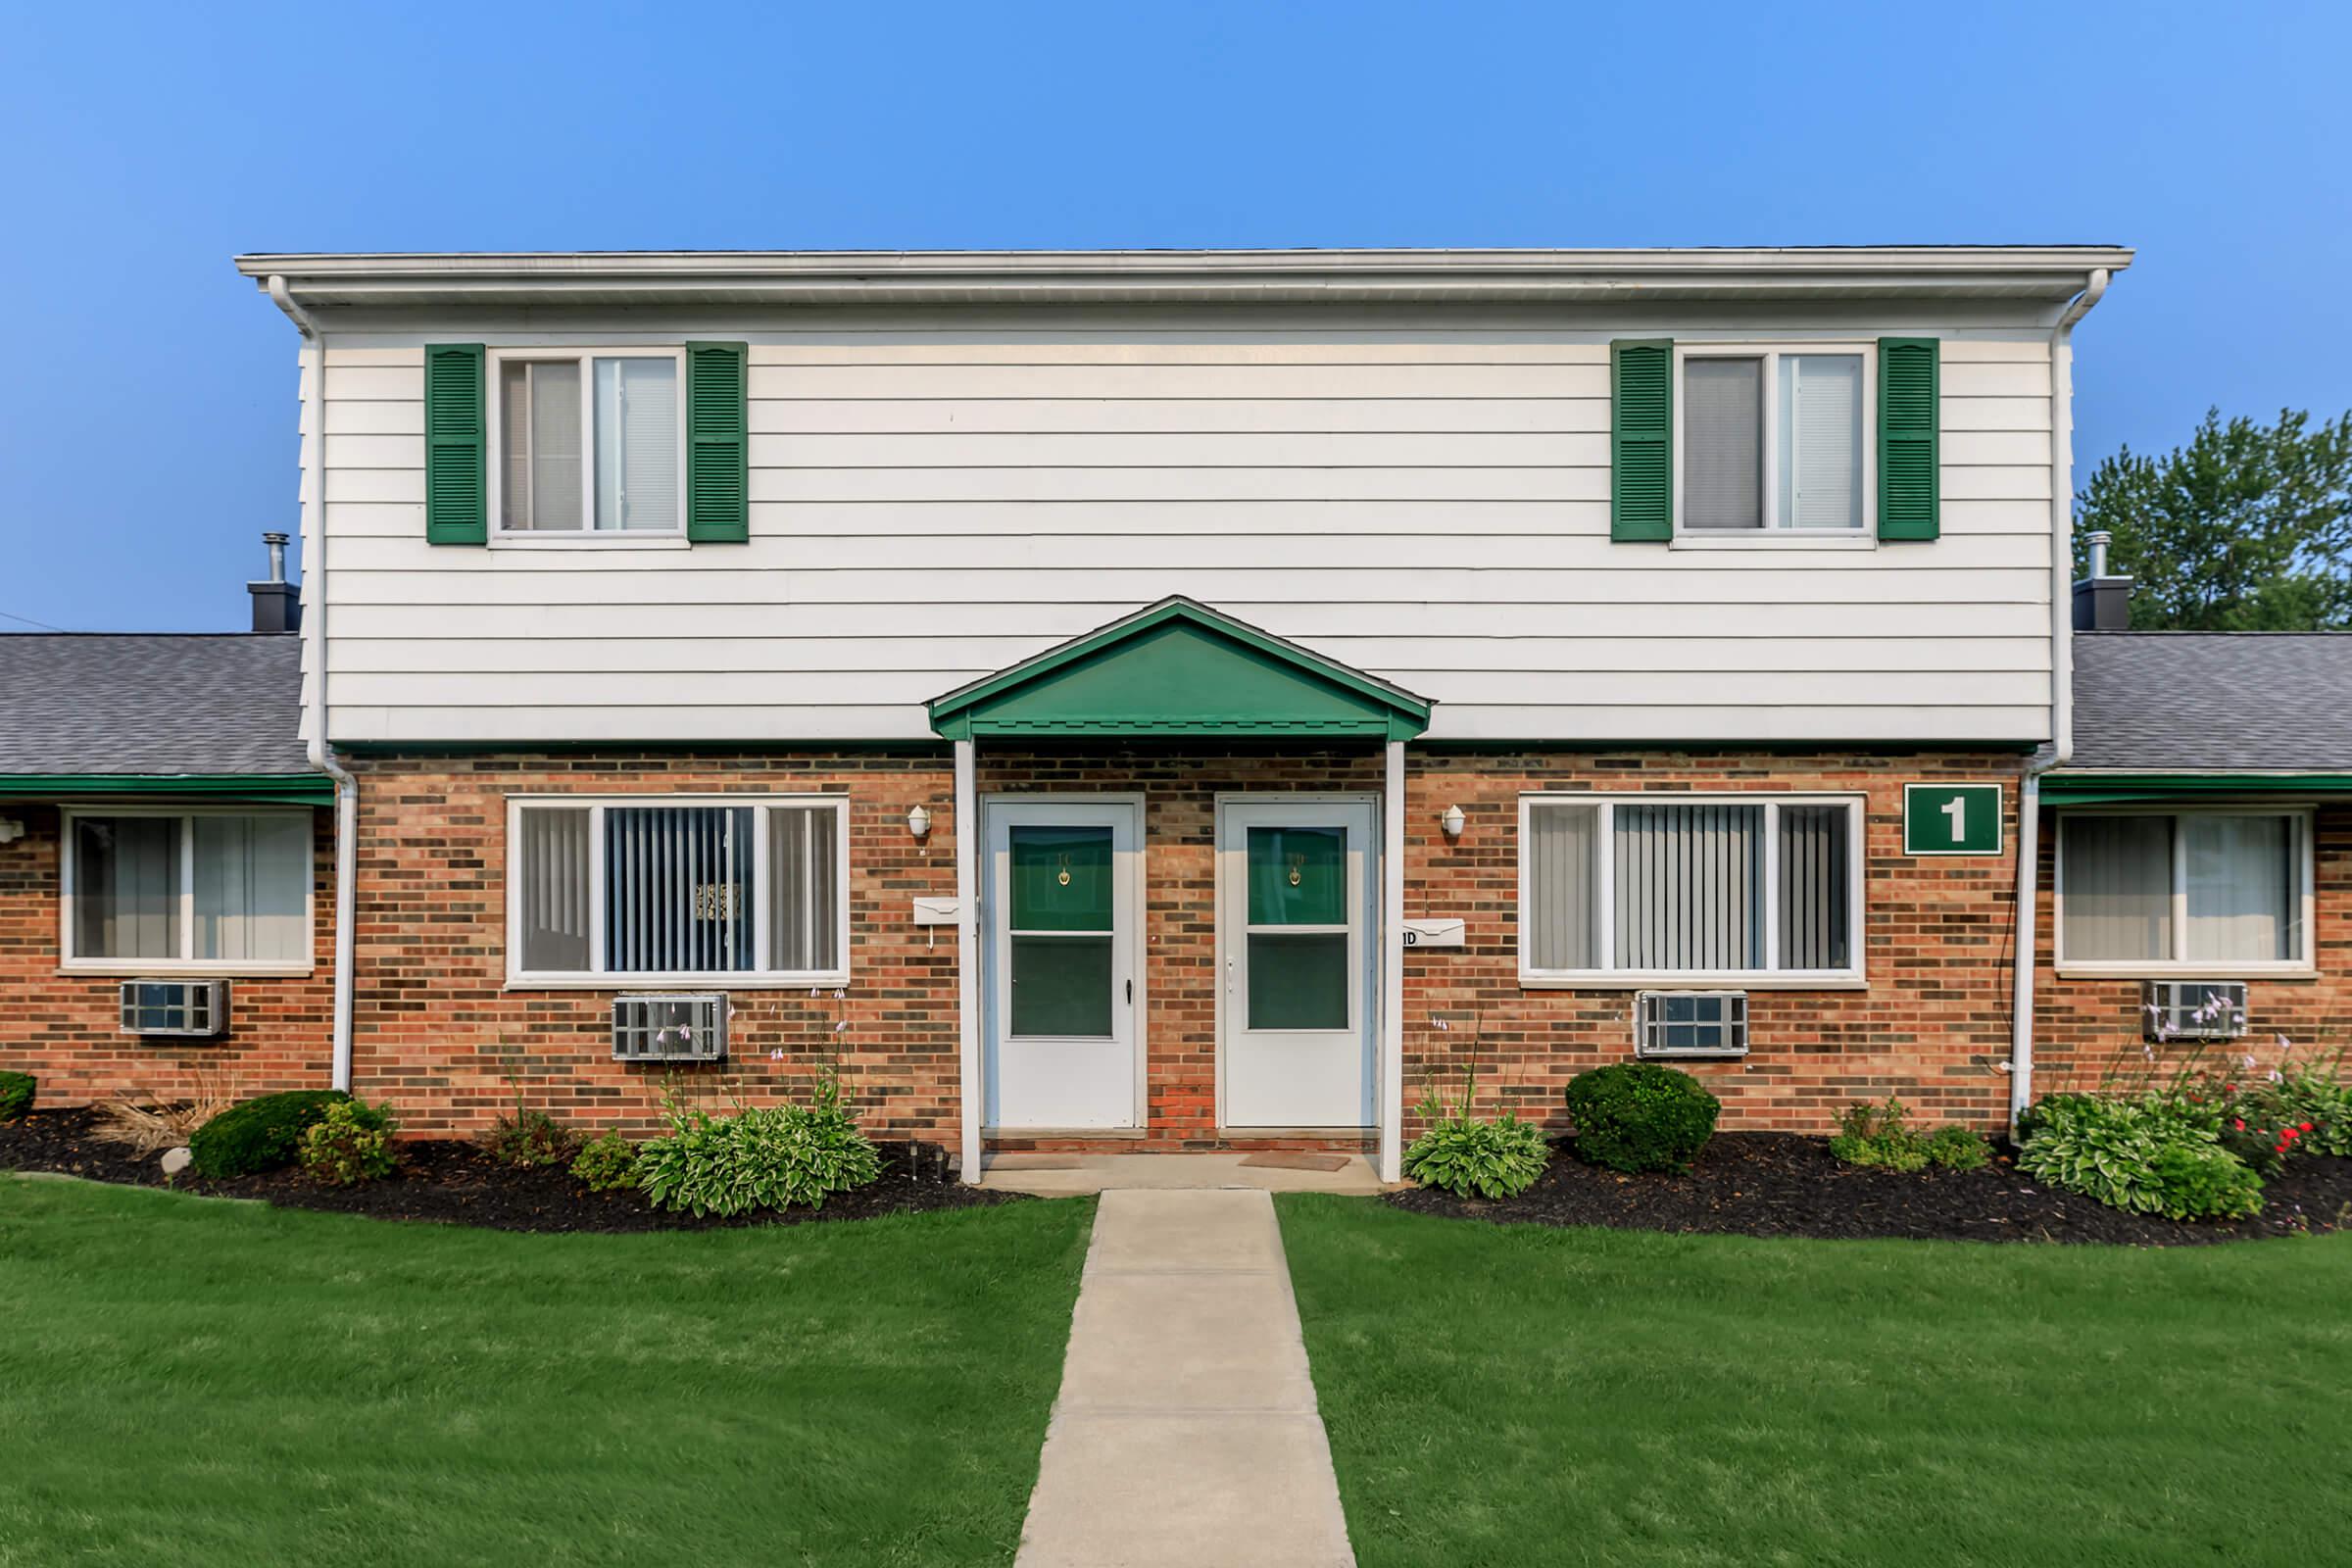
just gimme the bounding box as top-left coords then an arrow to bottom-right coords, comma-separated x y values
1400,917 -> 1465,949
911,896 -> 961,926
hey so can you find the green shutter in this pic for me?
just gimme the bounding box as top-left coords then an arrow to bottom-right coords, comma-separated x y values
422,343 -> 486,545
686,341 -> 750,543
1878,337 -> 1939,541
1610,339 -> 1673,542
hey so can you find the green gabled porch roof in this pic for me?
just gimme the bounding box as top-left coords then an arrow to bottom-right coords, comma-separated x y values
928,597 -> 1432,742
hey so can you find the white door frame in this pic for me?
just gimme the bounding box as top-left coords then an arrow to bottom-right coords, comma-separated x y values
1213,792 -> 1382,1132
979,793 -> 1148,1132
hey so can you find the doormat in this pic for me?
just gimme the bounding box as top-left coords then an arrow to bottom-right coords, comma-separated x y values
1238,1152 -> 1350,1172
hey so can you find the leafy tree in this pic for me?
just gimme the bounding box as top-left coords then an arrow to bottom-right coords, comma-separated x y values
2075,408 -> 2352,629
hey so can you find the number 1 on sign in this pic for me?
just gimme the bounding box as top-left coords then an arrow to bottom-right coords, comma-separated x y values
1941,796 -> 1965,843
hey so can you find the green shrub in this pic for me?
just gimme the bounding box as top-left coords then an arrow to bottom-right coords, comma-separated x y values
190,1090 -> 350,1179
569,1131 -> 641,1193
1403,1099 -> 1549,1200
636,1071 -> 881,1217
481,1107 -> 577,1169
1562,1062 -> 1720,1175
0,1070 -> 33,1120
1829,1098 -> 1932,1172
2150,1141 -> 2265,1221
2241,1065 -> 2352,1159
1926,1122 -> 1991,1172
299,1100 -> 400,1187
2017,1093 -> 2264,1220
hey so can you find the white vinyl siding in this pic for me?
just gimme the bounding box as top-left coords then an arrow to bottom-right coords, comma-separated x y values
62,809 -> 312,973
1519,793 -> 1864,987
2056,810 -> 2312,974
506,796 -> 849,986
306,326 -> 2057,744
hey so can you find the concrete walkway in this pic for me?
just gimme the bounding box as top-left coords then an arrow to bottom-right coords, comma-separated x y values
1014,1189 -> 1357,1567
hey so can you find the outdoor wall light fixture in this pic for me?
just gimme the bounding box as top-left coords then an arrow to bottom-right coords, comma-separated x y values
906,805 -> 932,843
1441,805 -> 1466,842
0,818 -> 22,846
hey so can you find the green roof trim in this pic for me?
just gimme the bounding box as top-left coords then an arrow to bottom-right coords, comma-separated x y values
2041,772 -> 2352,805
0,773 -> 336,805
929,597 -> 1433,742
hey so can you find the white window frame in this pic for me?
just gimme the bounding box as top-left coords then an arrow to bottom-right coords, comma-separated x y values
486,346 -> 689,545
2053,807 -> 2315,977
1517,791 -> 1868,989
1671,340 -> 1879,543
59,805 -> 316,977
504,794 -> 852,989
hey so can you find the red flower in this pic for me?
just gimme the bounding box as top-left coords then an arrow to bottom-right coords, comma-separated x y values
2301,1121 -> 2316,1133
2232,1118 -> 2245,1131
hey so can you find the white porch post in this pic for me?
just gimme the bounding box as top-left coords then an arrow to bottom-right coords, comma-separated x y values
955,739 -> 982,1183
1380,739 -> 1406,1183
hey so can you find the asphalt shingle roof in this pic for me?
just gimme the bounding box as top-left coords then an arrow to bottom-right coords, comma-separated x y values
2068,631 -> 2352,772
0,634 -> 313,776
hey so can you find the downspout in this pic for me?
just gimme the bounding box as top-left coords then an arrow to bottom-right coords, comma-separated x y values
267,275 -> 359,1095
2009,267 -> 2111,1132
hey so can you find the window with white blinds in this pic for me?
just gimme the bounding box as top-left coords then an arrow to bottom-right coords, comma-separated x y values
1680,346 -> 1870,532
1520,795 -> 1862,981
508,798 -> 849,982
2057,811 -> 2309,971
64,809 -> 312,970
493,350 -> 682,534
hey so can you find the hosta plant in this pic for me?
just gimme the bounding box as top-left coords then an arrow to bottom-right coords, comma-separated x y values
636,1070 -> 881,1216
2017,1092 -> 2262,1221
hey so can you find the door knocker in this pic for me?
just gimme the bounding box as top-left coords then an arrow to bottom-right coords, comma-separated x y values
1057,853 -> 1073,888
1287,852 -> 1305,888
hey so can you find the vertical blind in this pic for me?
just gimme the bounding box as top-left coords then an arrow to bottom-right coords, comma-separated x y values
592,358 -> 679,532
605,807 -> 755,974
1778,354 -> 1863,529
2060,815 -> 2175,961
74,816 -> 179,959
192,814 -> 308,961
1614,804 -> 1764,970
515,802 -> 844,976
1683,358 -> 1762,529
1526,799 -> 1855,974
2185,814 -> 2295,961
768,805 -> 841,973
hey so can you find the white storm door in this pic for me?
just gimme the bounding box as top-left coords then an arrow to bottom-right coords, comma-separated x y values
984,800 -> 1141,1131
1220,799 -> 1377,1129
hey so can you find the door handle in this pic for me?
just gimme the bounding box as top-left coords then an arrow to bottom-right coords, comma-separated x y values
1125,979 -> 1134,1004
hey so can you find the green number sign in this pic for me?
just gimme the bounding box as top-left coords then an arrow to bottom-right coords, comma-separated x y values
1903,783 -> 2002,856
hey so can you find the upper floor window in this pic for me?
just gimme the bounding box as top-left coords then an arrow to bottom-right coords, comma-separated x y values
508,796 -> 849,986
63,809 -> 312,973
1679,345 -> 1872,533
2057,810 -> 2312,973
1519,793 -> 1864,986
492,350 -> 683,535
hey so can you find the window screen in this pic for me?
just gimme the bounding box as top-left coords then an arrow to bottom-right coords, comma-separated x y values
1683,358 -> 1763,529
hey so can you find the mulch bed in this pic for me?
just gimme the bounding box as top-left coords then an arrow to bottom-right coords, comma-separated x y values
1388,1133 -> 2352,1246
0,1106 -> 1025,1234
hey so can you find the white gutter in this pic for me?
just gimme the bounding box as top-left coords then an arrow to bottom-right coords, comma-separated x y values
266,274 -> 359,1095
2009,267 -> 2111,1131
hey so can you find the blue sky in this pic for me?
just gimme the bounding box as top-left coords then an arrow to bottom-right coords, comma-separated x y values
1,0 -> 2344,631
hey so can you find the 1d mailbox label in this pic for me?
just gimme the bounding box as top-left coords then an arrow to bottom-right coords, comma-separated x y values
1903,783 -> 2003,856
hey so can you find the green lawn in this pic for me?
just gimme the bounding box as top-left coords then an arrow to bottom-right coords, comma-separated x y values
0,1178 -> 1093,1568
1279,1196 -> 2352,1568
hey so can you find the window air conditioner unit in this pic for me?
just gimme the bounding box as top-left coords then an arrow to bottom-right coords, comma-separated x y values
1634,991 -> 1748,1059
120,979 -> 228,1038
2141,981 -> 2248,1042
612,994 -> 728,1062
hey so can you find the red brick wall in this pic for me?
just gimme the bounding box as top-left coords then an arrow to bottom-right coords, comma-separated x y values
2030,804 -> 2352,1095
1401,751 -> 2029,1136
346,747 -> 2048,1152
349,752 -> 961,1141
0,803 -> 336,1106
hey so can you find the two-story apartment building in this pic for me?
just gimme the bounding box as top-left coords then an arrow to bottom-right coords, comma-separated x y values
224,245 -> 2133,1181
